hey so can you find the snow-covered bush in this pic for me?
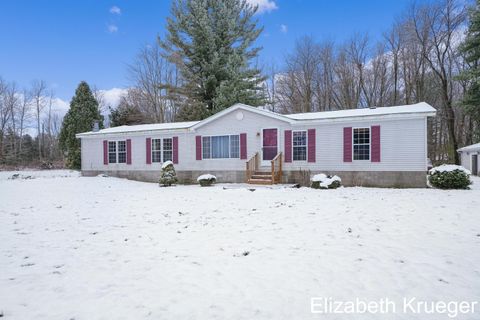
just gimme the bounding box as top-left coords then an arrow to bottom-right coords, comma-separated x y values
428,164 -> 471,190
311,173 -> 342,189
159,161 -> 178,187
197,174 -> 216,187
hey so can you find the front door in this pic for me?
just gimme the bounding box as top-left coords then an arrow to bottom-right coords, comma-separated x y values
472,154 -> 478,176
262,128 -> 278,166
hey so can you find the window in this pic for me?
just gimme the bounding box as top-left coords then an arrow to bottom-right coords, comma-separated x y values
230,135 -> 240,158
152,139 -> 162,163
353,128 -> 370,160
163,138 -> 173,162
108,141 -> 117,164
151,138 -> 173,163
292,131 -> 307,161
108,140 -> 126,164
202,137 -> 211,159
202,135 -> 240,159
117,141 -> 126,163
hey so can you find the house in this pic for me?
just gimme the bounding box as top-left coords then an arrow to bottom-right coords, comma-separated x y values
76,102 -> 436,187
458,143 -> 480,176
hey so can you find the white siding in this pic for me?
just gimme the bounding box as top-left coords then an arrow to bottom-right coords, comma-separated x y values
80,108 -> 428,173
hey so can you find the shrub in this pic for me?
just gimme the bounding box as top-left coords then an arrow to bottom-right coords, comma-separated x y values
197,174 -> 216,187
428,164 -> 471,190
159,161 -> 178,187
311,173 -> 342,189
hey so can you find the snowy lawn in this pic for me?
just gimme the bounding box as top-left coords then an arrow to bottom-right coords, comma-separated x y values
0,170 -> 479,319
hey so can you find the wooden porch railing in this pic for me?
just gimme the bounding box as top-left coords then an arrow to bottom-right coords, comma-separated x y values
271,152 -> 282,183
246,152 -> 259,181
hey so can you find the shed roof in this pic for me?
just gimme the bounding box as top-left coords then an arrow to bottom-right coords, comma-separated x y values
457,142 -> 480,152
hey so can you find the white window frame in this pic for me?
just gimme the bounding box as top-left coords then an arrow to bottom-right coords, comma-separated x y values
201,134 -> 240,159
292,130 -> 308,162
352,127 -> 371,161
151,137 -> 173,163
108,140 -> 127,164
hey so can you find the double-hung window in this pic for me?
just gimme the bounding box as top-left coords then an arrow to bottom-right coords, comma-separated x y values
108,140 -> 126,164
151,138 -> 173,163
353,128 -> 370,160
163,138 -> 173,162
292,131 -> 307,161
202,135 -> 240,159
152,139 -> 162,163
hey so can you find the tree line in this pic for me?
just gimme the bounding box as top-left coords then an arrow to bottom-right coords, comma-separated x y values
0,79 -> 63,167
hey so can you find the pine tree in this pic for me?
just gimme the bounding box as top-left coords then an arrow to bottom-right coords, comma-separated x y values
159,161 -> 178,186
458,0 -> 480,140
59,81 -> 103,169
161,0 -> 266,120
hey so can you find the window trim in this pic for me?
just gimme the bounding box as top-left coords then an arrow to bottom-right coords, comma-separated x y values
107,140 -> 127,164
150,137 -> 174,164
352,127 -> 371,161
292,130 -> 308,162
201,134 -> 241,160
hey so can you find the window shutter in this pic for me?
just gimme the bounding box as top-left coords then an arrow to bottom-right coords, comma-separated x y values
240,133 -> 247,160
173,136 -> 179,164
195,135 -> 202,160
343,127 -> 352,162
103,140 -> 108,165
284,130 -> 292,163
146,138 -> 151,164
307,129 -> 316,162
126,139 -> 132,165
371,125 -> 381,162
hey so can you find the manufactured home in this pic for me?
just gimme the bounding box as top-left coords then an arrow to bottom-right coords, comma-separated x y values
76,102 -> 436,187
458,143 -> 480,176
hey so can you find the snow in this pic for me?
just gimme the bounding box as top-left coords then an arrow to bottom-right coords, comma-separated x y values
311,173 -> 341,188
161,160 -> 174,169
457,142 -> 480,152
196,174 -> 216,182
1,171 -> 479,319
284,102 -> 436,120
76,121 -> 200,137
429,164 -> 471,175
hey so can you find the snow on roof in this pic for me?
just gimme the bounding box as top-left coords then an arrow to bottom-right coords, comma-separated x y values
284,102 -> 436,120
77,121 -> 199,136
458,142 -> 480,152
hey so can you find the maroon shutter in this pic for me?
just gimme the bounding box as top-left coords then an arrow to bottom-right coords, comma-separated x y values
103,140 -> 108,165
284,130 -> 292,163
307,129 -> 316,163
146,138 -> 151,164
173,136 -> 179,164
240,133 -> 247,159
371,125 -> 381,162
195,136 -> 202,160
343,127 -> 352,162
126,139 -> 132,165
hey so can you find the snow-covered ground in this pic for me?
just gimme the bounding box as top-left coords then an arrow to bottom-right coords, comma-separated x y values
0,170 -> 479,320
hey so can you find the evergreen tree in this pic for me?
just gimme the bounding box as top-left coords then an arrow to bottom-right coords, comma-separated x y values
458,0 -> 480,140
109,99 -> 145,127
59,81 -> 103,169
161,0 -> 266,120
159,161 -> 178,186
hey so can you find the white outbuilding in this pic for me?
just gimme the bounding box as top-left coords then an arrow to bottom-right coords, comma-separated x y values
457,143 -> 480,176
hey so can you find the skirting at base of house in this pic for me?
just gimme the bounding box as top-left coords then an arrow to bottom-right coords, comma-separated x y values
82,169 -> 428,188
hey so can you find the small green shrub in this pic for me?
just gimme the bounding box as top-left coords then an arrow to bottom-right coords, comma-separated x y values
197,174 -> 216,187
428,165 -> 471,190
159,161 -> 178,187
